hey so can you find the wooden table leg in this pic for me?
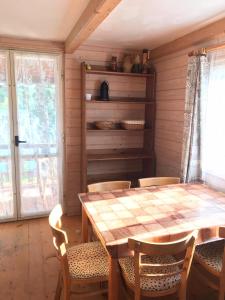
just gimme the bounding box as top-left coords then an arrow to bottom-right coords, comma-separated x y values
108,256 -> 120,300
82,206 -> 88,242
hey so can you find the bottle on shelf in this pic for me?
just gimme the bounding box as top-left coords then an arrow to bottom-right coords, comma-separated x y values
111,56 -> 118,72
147,50 -> 156,74
100,81 -> 109,100
142,49 -> 149,74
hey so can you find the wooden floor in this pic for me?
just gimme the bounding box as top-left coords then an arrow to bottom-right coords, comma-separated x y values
0,216 -> 218,300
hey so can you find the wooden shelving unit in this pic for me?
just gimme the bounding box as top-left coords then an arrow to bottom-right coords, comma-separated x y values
81,63 -> 156,191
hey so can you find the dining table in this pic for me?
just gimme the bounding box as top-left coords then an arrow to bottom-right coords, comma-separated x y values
78,183 -> 225,300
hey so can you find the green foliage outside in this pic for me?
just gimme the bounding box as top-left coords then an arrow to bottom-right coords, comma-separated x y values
0,82 -> 57,177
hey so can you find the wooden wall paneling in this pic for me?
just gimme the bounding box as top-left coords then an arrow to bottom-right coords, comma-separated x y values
157,66 -> 187,81
85,74 -> 146,99
0,36 -> 64,53
87,160 -> 142,174
153,50 -> 188,177
151,17 -> 225,59
86,130 -> 144,150
64,53 -> 81,215
86,103 -> 145,123
72,44 -> 136,66
87,160 -> 143,187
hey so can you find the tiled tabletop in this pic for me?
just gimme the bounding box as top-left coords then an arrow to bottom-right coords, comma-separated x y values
79,184 -> 225,257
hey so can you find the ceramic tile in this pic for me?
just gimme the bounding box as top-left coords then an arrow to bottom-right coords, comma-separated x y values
79,183 -> 225,256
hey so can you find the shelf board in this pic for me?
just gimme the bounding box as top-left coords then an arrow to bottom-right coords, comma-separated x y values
86,69 -> 154,78
87,152 -> 153,162
87,128 -> 152,132
86,99 -> 154,104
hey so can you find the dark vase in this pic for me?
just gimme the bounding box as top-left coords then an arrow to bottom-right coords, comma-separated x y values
100,81 -> 109,100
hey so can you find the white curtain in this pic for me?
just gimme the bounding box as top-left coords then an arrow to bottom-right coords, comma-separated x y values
202,49 -> 225,191
181,54 -> 209,183
14,52 -> 63,216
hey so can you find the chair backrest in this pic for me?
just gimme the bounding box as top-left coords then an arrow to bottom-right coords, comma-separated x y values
218,227 -> 225,284
138,177 -> 180,188
128,231 -> 197,300
87,180 -> 131,192
49,204 -> 68,258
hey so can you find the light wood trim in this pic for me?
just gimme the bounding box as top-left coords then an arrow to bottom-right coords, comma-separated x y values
219,244 -> 225,300
151,17 -> 225,59
81,62 -> 87,192
65,0 -> 122,53
82,206 -> 89,242
189,42 -> 225,57
87,180 -> 131,192
128,231 -> 197,300
0,36 -> 64,53
140,259 -> 184,268
128,231 -> 197,256
108,256 -> 120,300
138,176 -> 180,187
207,42 -> 225,53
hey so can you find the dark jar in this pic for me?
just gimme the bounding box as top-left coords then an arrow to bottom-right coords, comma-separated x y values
100,81 -> 109,100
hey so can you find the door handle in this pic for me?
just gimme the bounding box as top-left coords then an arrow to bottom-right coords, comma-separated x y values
15,136 -> 26,147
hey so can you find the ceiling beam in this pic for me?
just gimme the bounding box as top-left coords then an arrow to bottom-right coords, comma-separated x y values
65,0 -> 122,53
151,17 -> 225,59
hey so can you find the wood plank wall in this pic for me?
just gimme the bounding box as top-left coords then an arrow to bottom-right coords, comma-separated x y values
64,44 -> 137,215
153,34 -> 225,178
154,52 -> 189,177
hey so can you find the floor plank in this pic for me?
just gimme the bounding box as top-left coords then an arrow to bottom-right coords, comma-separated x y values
0,216 -> 219,300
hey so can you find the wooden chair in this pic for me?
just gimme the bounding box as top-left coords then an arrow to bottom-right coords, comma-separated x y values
194,226 -> 225,300
138,177 -> 180,188
87,180 -> 131,192
49,204 -> 108,300
87,181 -> 131,241
119,231 -> 197,300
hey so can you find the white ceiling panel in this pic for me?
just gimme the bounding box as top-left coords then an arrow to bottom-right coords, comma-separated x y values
0,0 -> 89,41
87,0 -> 225,49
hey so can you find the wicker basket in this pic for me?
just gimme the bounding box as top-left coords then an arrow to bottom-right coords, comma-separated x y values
121,120 -> 145,130
95,121 -> 117,130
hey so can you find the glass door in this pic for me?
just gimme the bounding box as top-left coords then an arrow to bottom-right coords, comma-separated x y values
0,50 -> 63,221
13,52 -> 63,218
0,51 -> 16,221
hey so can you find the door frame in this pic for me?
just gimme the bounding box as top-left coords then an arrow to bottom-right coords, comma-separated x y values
0,50 -> 64,222
0,50 -> 18,222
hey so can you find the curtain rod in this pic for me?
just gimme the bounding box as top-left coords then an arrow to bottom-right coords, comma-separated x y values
188,42 -> 225,57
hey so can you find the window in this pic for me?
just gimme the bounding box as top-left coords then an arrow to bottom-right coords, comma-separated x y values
202,50 -> 225,191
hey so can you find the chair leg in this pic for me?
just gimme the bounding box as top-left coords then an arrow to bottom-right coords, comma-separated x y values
62,286 -> 70,300
218,289 -> 224,300
178,285 -> 186,300
62,279 -> 71,300
55,271 -> 62,300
